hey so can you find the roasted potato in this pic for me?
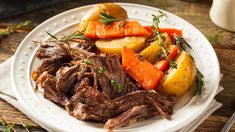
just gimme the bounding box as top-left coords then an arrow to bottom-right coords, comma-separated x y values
139,33 -> 171,63
159,51 -> 196,96
95,37 -> 146,55
78,3 -> 128,31
139,40 -> 162,64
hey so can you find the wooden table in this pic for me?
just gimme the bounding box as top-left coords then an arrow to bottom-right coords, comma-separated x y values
0,0 -> 234,131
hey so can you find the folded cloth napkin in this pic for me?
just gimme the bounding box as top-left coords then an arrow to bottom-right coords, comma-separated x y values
0,56 -> 222,132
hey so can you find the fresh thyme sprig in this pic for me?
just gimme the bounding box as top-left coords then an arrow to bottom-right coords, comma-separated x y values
161,47 -> 178,69
46,30 -> 90,42
99,12 -> 118,26
0,21 -> 31,39
152,10 -> 165,27
173,34 -> 192,51
110,79 -> 124,92
194,68 -> 204,96
0,115 -> 31,132
151,11 -> 177,69
0,115 -> 16,132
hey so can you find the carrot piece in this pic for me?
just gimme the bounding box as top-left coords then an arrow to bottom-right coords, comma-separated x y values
122,47 -> 163,90
84,22 -> 97,38
143,26 -> 154,35
96,22 -> 106,38
105,22 -> 125,38
143,26 -> 183,43
168,45 -> 179,59
154,45 -> 179,71
84,21 -> 150,39
124,21 -> 150,37
158,28 -> 183,43
155,60 -> 169,71
122,46 -> 141,70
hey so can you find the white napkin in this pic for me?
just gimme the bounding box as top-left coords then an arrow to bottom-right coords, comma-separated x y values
0,56 -> 222,132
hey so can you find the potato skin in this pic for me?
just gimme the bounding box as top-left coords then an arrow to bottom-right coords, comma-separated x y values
95,37 -> 146,55
159,51 -> 196,96
78,3 -> 128,31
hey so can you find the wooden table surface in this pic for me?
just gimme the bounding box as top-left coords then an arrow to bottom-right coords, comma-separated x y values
0,0 -> 234,131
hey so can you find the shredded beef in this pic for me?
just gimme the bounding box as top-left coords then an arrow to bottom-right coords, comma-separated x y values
33,40 -> 175,130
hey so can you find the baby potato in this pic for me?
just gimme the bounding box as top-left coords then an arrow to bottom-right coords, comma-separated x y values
159,51 -> 196,96
78,3 -> 128,31
95,37 -> 146,55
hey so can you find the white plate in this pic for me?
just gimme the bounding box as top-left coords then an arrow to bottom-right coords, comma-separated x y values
11,3 -> 220,132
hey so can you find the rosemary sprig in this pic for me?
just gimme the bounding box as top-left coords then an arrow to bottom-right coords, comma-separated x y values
110,79 -> 124,92
99,12 -> 118,26
0,21 -> 31,39
61,31 -> 90,41
46,30 -> 90,42
173,34 -> 192,51
194,68 -> 204,96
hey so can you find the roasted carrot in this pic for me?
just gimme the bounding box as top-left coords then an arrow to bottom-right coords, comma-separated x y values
143,26 -> 183,43
155,60 -> 169,71
84,21 -> 150,39
143,26 -> 154,35
154,45 -> 179,71
158,28 -> 183,43
124,21 -> 150,37
168,45 -> 179,59
84,22 -> 97,38
122,47 -> 163,90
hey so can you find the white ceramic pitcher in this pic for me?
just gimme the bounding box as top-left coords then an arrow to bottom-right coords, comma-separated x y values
210,0 -> 235,32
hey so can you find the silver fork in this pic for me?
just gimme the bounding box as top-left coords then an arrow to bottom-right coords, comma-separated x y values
221,112 -> 235,132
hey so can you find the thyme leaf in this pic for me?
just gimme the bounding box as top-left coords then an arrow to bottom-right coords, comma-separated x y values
152,10 -> 165,27
98,66 -> 106,74
99,12 -> 118,26
194,68 -> 204,96
83,59 -> 93,65
110,79 -> 124,92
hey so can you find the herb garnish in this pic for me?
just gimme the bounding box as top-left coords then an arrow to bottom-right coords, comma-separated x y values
110,79 -> 124,92
194,68 -> 204,96
0,115 -> 16,132
173,34 -> 192,51
83,59 -> 93,65
46,30 -> 90,42
98,66 -> 106,74
151,12 -> 177,69
0,21 -> 31,39
99,12 -> 118,26
0,115 -> 31,132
